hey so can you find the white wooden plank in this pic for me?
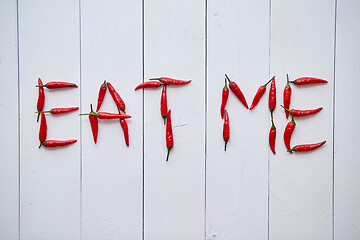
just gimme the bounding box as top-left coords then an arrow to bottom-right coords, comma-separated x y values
206,0 -> 270,239
269,0 -> 335,239
19,0 -> 81,238
80,0 -> 143,239
334,0 -> 360,239
0,0 -> 19,239
144,0 -> 205,239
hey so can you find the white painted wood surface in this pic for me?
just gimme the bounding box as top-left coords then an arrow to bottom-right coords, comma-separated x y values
1,0 -> 359,239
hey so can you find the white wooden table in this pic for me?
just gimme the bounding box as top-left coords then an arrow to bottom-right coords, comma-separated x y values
1,0 -> 359,239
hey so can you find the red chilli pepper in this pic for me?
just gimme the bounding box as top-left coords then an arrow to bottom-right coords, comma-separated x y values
88,104 -> 98,144
268,76 -> 276,112
225,74 -> 249,109
290,141 -> 326,152
41,107 -> 79,114
166,109 -> 174,161
80,112 -> 131,119
107,82 -> 126,113
135,81 -> 162,90
36,81 -> 78,88
37,78 -> 45,122
161,85 -> 168,124
283,74 -> 292,119
290,77 -> 328,85
39,112 -> 47,148
223,110 -> 230,151
120,119 -> 129,147
150,77 -> 191,85
220,78 -> 229,119
269,118 -> 276,155
96,80 -> 107,112
249,77 -> 273,110
42,139 -> 77,147
284,114 -> 296,153
281,105 -> 323,117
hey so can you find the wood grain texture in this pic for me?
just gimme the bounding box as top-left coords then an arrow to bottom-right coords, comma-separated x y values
0,0 -> 19,239
334,0 -> 360,239
269,0 -> 335,239
206,0 -> 270,239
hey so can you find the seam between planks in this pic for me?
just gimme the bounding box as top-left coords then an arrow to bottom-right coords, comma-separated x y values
17,0 -> 21,238
204,0 -> 208,238
79,0 -> 83,238
142,0 -> 145,238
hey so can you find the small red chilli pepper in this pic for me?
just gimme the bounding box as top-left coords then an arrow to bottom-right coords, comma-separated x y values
38,112 -> 47,148
283,74 -> 292,119
220,78 -> 229,119
88,104 -> 98,144
269,117 -> 276,155
42,139 -> 77,147
80,112 -> 131,119
249,77 -> 273,110
225,74 -> 249,109
160,85 -> 168,124
149,77 -> 191,85
40,107 -> 79,114
37,78 -> 45,122
166,109 -> 174,161
281,105 -> 323,117
135,81 -> 162,90
36,81 -> 78,88
268,76 -> 276,112
107,82 -> 126,113
120,119 -> 129,147
289,77 -> 328,85
290,141 -> 326,152
223,110 -> 230,151
96,80 -> 107,112
284,114 -> 296,153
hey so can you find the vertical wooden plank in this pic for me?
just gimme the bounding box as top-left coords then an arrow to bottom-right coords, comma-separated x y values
334,0 -> 360,239
80,0 -> 143,239
144,0 -> 205,239
206,0 -> 270,239
269,0 -> 335,239
0,0 -> 19,239
19,0 -> 81,238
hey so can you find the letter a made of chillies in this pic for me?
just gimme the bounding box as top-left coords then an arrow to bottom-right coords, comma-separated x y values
223,110 -> 230,151
268,77 -> 276,113
220,78 -> 229,119
283,74 -> 292,119
289,77 -> 328,85
107,82 -> 126,113
37,78 -> 45,122
39,112 -> 47,148
96,80 -> 107,112
225,74 -> 249,109
249,77 -> 274,110
150,77 -> 192,85
269,117 -> 276,155
161,85 -> 168,124
284,114 -> 296,153
166,109 -> 174,161
290,141 -> 326,152
281,105 -> 323,117
36,81 -> 78,89
88,104 -> 98,144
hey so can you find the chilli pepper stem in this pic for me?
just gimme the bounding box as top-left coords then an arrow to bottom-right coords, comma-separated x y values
225,74 -> 232,84
281,105 -> 291,113
166,147 -> 171,162
286,74 -> 290,87
263,77 -> 274,88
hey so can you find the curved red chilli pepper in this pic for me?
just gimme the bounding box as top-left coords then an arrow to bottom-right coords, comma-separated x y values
290,141 -> 326,152
36,81 -> 78,88
283,74 -> 292,119
96,80 -> 107,112
135,81 -> 162,90
39,112 -> 47,148
166,109 -> 174,161
120,119 -> 129,147
290,77 -> 328,85
281,105 -> 323,117
268,76 -> 276,112
220,78 -> 229,119
107,82 -> 126,113
284,114 -> 296,153
269,118 -> 276,155
41,107 -> 79,114
161,85 -> 168,124
42,139 -> 77,147
80,112 -> 131,119
223,110 -> 230,151
149,77 -> 191,85
88,104 -> 98,144
225,74 -> 249,109
249,77 -> 273,110
37,78 -> 45,122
